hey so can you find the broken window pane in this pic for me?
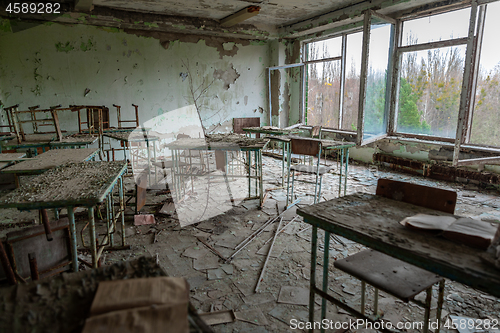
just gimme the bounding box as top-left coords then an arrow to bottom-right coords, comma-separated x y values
402,8 -> 471,46
362,20 -> 392,141
306,60 -> 341,128
306,36 -> 342,61
342,32 -> 362,131
470,1 -> 500,146
397,45 -> 466,138
304,32 -> 362,131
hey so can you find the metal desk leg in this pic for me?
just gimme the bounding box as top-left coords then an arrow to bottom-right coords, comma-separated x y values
259,149 -> 264,205
344,148 -> 349,196
119,176 -> 125,247
309,225 -> 318,332
281,141 -> 285,187
285,142 -> 292,207
88,206 -> 97,268
321,231 -> 331,332
247,151 -> 251,199
338,149 -> 344,197
67,207 -> 78,272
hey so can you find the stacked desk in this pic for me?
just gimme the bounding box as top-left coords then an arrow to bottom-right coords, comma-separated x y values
2,133 -> 98,156
297,193 -> 500,330
167,134 -> 269,205
103,131 -> 159,185
1,148 -> 99,186
0,161 -> 128,271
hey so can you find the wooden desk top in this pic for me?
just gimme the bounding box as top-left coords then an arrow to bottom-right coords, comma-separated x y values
50,134 -> 99,146
103,131 -> 159,142
242,126 -> 301,135
167,134 -> 269,150
297,193 -> 500,298
0,161 -> 127,209
265,134 -> 355,149
0,153 -> 27,162
2,148 -> 98,174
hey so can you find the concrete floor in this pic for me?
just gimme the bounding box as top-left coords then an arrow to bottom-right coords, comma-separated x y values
1,155 -> 500,332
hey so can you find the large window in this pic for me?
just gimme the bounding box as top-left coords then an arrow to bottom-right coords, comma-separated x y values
470,1 -> 500,146
395,8 -> 470,139
299,1 -> 500,152
304,32 -> 362,131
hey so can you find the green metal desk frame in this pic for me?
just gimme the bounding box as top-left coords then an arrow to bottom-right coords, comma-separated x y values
297,193 -> 500,333
167,137 -> 269,206
267,136 -> 354,207
0,161 -> 128,272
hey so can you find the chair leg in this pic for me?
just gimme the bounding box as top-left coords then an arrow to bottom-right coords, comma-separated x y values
436,280 -> 445,333
291,170 -> 296,203
361,281 -> 366,315
423,286 -> 432,333
286,167 -> 291,207
315,175 -> 323,204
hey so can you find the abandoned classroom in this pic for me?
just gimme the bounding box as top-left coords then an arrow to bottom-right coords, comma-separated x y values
0,0 -> 500,332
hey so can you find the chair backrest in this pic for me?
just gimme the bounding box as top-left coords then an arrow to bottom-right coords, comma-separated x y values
311,126 -> 322,139
233,117 -> 260,134
290,138 -> 321,157
376,178 -> 457,214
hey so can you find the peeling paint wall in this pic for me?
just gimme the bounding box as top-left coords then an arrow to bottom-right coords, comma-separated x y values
0,22 -> 270,134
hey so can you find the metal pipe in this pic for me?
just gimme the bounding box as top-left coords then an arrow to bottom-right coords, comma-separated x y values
320,231 -> 331,330
0,241 -> 16,285
40,209 -> 53,241
67,206 -> 79,272
28,252 -> 39,281
255,216 -> 283,293
88,206 -> 97,268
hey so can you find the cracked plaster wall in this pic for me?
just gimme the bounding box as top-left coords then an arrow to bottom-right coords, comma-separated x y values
0,21 -> 270,134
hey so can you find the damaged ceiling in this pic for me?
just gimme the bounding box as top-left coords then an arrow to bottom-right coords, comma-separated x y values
2,0 -> 470,40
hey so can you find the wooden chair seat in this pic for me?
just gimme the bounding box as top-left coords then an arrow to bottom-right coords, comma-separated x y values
290,164 -> 332,175
334,249 -> 443,302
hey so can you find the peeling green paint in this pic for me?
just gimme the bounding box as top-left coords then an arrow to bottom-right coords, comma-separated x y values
55,42 -> 74,53
80,38 -> 94,51
172,25 -> 186,30
250,40 -> 267,46
113,18 -> 123,23
144,22 -> 159,28
0,19 -> 11,33
90,15 -> 97,18
134,21 -> 142,25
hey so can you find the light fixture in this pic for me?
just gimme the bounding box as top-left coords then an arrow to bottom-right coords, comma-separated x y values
220,6 -> 260,27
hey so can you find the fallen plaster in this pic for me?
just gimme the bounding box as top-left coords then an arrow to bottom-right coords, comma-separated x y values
213,65 -> 240,90
123,29 -> 252,59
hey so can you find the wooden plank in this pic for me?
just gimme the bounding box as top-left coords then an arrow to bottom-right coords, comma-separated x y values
296,193 -> 500,298
51,110 -> 63,142
376,178 -> 456,214
0,153 -> 27,162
